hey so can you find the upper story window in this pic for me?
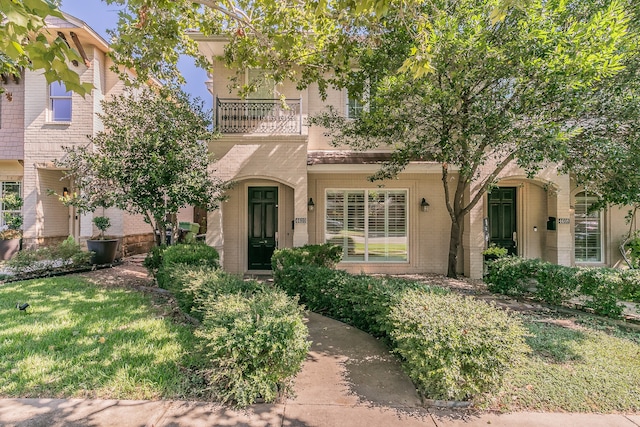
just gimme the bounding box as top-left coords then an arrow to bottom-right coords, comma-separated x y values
325,189 -> 408,262
347,91 -> 366,119
574,191 -> 602,263
49,81 -> 72,122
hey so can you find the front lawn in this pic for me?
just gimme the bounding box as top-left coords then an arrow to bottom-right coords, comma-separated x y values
480,313 -> 640,413
0,276 -> 203,400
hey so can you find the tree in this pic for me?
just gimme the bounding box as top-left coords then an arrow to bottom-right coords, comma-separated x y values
102,0 -> 522,91
562,7 -> 640,265
311,0 -> 635,277
0,0 -> 92,95
55,87 -> 231,245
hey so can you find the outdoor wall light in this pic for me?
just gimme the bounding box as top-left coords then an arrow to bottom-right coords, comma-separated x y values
420,198 -> 430,212
308,198 -> 315,211
63,187 -> 69,197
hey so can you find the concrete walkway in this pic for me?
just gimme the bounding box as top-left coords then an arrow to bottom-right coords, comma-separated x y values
1,312 -> 638,427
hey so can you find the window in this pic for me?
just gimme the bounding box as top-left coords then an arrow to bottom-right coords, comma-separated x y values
346,89 -> 368,119
247,69 -> 275,99
49,81 -> 72,122
1,181 -> 22,229
574,191 -> 602,263
325,189 -> 407,262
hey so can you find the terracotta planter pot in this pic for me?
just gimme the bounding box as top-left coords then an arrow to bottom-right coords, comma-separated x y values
87,239 -> 119,265
0,238 -> 20,260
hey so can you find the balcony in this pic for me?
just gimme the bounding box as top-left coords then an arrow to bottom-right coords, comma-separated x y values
215,98 -> 302,135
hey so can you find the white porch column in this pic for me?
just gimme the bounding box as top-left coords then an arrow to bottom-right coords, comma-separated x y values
207,205 -> 225,267
293,181 -> 309,248
544,174 -> 572,266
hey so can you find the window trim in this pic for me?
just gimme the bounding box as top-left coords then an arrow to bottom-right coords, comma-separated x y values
48,81 -> 73,123
324,188 -> 409,263
574,191 -> 603,264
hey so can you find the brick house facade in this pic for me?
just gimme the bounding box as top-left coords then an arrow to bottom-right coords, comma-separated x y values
193,35 -> 637,279
0,13 -> 190,257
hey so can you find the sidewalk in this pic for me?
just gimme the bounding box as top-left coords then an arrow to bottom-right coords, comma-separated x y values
0,312 -> 638,427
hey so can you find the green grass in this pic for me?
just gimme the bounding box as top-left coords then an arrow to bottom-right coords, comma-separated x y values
480,313 -> 640,413
0,276 -> 204,400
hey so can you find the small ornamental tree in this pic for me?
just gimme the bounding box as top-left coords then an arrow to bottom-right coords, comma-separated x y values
56,87 -> 231,245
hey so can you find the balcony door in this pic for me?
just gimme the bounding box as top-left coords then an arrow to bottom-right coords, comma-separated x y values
248,187 -> 278,270
247,68 -> 275,100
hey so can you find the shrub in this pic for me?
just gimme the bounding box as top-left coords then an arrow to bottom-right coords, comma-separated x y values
274,263 -> 530,401
275,264 -> 445,338
388,290 -> 529,401
486,256 -> 630,318
5,236 -> 92,274
620,270 -> 640,303
535,263 -> 578,305
482,244 -> 508,259
155,251 -> 309,407
574,268 -> 624,318
196,290 -> 309,407
92,216 -> 111,239
485,256 -> 542,296
156,242 -> 219,288
271,244 -> 342,277
161,265 -> 262,321
625,234 -> 640,269
143,244 -> 167,277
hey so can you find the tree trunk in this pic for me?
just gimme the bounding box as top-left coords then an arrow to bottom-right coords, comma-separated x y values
447,216 -> 462,278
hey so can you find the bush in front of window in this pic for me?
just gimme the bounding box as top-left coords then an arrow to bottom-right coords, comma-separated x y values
619,269 -> 640,303
271,243 -> 342,276
274,264 -> 443,338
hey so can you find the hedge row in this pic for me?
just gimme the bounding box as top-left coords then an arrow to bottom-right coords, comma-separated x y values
271,243 -> 342,273
152,243 -> 309,407
273,246 -> 528,401
485,256 -> 640,318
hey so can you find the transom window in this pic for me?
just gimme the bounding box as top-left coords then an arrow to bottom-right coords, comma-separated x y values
1,181 -> 22,229
574,191 -> 602,263
325,189 -> 407,262
49,81 -> 72,122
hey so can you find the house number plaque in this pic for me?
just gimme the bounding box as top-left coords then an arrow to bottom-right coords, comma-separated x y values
558,218 -> 570,224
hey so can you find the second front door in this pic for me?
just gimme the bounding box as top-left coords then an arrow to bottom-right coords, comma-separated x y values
248,187 -> 278,270
488,187 -> 517,255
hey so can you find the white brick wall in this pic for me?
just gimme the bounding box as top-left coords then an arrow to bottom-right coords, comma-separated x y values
2,21 -> 154,250
0,76 -> 25,159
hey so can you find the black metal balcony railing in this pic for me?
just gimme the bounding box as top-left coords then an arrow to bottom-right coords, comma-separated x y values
215,98 -> 302,134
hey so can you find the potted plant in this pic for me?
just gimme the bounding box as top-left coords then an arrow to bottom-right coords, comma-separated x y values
482,243 -> 508,261
86,215 -> 119,265
0,194 -> 23,260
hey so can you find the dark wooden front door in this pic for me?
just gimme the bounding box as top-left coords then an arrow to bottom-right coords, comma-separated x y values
248,187 -> 278,270
488,187 -> 517,255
